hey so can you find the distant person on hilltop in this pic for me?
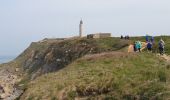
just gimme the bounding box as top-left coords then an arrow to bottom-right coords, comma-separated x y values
125,35 -> 127,40
120,35 -> 123,39
150,36 -> 154,43
145,34 -> 149,42
147,41 -> 152,52
124,35 -> 130,40
126,35 -> 130,40
158,38 -> 165,55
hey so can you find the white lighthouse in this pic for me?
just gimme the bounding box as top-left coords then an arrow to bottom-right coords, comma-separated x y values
79,19 -> 83,37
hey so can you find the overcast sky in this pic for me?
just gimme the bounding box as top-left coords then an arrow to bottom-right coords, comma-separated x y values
0,0 -> 170,56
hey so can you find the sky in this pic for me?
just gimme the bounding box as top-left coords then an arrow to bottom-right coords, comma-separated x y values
0,0 -> 170,56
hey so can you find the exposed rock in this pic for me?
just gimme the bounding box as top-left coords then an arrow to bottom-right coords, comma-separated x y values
0,37 -> 129,99
0,85 -> 5,94
11,38 -> 128,81
0,68 -> 23,100
15,68 -> 19,72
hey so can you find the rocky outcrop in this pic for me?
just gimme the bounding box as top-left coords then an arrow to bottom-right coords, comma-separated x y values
0,68 -> 23,100
0,38 -> 128,99
14,38 -> 128,80
25,42 -> 97,79
12,38 -> 128,80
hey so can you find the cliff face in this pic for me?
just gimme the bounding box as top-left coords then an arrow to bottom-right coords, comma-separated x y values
14,38 -> 129,80
0,37 -> 129,99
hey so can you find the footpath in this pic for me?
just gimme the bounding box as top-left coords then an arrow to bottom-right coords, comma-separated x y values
161,54 -> 170,62
128,42 -> 147,53
127,41 -> 170,63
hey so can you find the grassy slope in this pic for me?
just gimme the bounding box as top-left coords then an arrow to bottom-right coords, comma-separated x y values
15,37 -> 129,68
14,38 -> 129,90
16,38 -> 129,78
20,52 -> 170,100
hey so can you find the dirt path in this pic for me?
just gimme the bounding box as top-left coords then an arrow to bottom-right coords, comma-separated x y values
161,54 -> 170,62
127,42 -> 170,63
128,42 -> 147,52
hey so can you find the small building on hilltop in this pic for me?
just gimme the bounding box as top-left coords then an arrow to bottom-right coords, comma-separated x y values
87,33 -> 111,39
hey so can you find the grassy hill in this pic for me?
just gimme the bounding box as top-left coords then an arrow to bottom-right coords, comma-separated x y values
0,36 -> 169,100
20,52 -> 170,100
12,37 -> 129,81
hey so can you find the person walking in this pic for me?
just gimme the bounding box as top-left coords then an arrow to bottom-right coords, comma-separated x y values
145,34 -> 149,42
147,41 -> 152,52
133,41 -> 137,52
126,35 -> 130,40
150,36 -> 154,43
120,35 -> 123,39
158,38 -> 165,55
136,41 -> 142,52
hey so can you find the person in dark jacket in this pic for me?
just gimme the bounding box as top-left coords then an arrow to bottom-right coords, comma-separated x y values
120,35 -> 123,39
150,36 -> 154,43
158,39 -> 165,55
147,41 -> 152,52
145,34 -> 149,42
133,41 -> 137,52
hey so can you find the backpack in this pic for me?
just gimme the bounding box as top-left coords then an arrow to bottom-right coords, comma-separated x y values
147,42 -> 152,48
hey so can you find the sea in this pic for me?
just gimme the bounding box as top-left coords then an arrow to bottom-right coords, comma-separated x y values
0,56 -> 16,64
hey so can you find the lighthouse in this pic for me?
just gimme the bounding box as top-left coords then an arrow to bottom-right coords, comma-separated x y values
79,19 -> 83,37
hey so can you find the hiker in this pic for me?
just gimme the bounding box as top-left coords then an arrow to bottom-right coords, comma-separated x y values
147,41 -> 152,52
120,35 -> 123,39
145,34 -> 149,42
126,35 -> 130,40
158,38 -> 165,55
133,41 -> 137,52
124,35 -> 129,40
124,35 -> 127,40
150,36 -> 154,43
136,41 -> 142,52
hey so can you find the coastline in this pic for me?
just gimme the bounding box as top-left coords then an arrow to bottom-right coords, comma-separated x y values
0,56 -> 16,64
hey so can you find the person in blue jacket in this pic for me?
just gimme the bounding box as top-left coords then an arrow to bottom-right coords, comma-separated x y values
150,36 -> 154,43
147,41 -> 152,52
145,34 -> 149,42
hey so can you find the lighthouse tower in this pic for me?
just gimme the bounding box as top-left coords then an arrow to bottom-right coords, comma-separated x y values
79,19 -> 83,37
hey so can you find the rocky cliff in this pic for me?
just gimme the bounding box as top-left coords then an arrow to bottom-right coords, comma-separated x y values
14,37 -> 128,80
0,37 -> 129,99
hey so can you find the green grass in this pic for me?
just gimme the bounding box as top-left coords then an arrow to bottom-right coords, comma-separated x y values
20,52 -> 170,100
12,37 -> 130,79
